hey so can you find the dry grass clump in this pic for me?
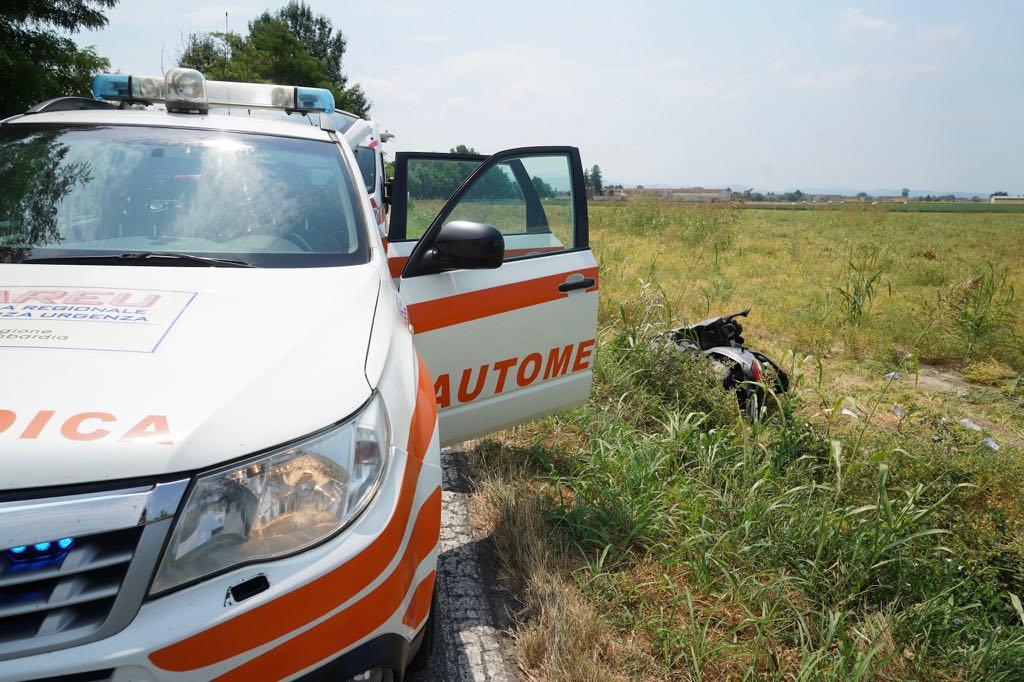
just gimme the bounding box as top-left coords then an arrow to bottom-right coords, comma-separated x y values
963,359 -> 1018,386
469,446 -> 629,681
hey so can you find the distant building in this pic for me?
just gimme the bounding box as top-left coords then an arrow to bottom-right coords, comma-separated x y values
618,187 -> 731,202
991,195 -> 1024,204
668,187 -> 732,202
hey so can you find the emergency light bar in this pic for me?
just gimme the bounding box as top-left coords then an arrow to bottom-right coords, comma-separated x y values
91,69 -> 335,114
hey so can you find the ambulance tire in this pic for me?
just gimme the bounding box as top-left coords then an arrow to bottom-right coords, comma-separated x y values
405,588 -> 438,674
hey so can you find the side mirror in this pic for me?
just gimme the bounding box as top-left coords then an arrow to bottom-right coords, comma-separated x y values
417,221 -> 504,274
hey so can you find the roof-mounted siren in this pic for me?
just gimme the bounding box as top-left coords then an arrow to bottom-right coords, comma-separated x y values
202,81 -> 335,113
294,87 -> 335,112
91,70 -> 335,114
165,68 -> 208,113
91,73 -> 164,103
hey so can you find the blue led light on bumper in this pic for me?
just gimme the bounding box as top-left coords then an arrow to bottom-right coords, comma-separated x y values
295,87 -> 335,113
5,537 -> 76,563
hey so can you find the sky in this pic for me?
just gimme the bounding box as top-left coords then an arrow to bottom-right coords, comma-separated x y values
77,1 -> 1024,194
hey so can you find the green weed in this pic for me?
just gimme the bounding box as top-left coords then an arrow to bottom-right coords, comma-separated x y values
943,264 -> 1020,362
834,245 -> 890,324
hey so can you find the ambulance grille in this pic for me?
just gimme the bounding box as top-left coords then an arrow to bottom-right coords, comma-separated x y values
0,479 -> 187,660
0,528 -> 141,646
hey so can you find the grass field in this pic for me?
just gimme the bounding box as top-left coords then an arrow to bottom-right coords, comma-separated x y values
465,202 -> 1024,680
731,202 -> 1024,213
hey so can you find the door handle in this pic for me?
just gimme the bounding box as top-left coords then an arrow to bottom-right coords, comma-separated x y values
558,276 -> 596,293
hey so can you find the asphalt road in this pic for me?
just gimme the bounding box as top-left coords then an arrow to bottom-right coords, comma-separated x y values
408,450 -> 520,682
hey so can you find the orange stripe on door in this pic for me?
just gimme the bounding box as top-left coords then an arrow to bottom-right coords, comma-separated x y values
215,488 -> 443,682
150,357 -> 438,672
408,267 -> 598,334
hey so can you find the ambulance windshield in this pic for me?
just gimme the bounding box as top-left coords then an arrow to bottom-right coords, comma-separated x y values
0,124 -> 368,267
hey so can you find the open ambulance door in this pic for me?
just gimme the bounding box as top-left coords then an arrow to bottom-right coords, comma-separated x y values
389,147 -> 598,446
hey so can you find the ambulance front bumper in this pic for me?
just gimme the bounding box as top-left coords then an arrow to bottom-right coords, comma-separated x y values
1,447 -> 441,682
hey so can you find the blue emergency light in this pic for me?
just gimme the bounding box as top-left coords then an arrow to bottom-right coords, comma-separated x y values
5,537 -> 75,563
92,73 -> 131,100
295,87 -> 335,113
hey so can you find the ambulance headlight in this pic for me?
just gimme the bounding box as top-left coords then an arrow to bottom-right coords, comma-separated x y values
150,395 -> 390,595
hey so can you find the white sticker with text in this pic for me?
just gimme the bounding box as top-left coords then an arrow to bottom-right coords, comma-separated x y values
0,286 -> 196,353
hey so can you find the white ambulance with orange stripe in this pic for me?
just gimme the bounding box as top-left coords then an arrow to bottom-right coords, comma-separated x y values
0,69 -> 598,681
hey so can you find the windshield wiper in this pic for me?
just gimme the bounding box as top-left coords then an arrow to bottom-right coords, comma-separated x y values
23,251 -> 254,267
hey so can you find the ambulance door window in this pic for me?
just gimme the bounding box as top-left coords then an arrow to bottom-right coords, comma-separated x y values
438,154 -> 576,261
388,152 -> 485,242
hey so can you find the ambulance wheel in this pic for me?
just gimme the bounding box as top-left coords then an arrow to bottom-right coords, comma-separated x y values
406,589 -> 438,674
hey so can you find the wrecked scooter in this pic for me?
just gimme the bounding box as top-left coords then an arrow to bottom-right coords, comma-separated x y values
667,308 -> 789,417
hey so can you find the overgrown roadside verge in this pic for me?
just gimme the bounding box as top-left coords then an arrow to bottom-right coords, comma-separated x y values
465,295 -> 1024,680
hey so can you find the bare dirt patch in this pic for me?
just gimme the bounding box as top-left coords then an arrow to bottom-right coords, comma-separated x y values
916,365 -> 968,394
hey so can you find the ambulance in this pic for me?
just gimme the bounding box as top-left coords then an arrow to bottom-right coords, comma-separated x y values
0,68 -> 598,681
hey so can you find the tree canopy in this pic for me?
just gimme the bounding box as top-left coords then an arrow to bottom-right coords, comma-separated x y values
179,2 -> 369,117
588,164 -> 603,196
0,0 -> 115,117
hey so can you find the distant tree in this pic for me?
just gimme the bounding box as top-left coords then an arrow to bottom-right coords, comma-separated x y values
406,145 -> 518,201
901,188 -> 910,199
270,1 -> 367,115
180,22 -> 328,94
856,192 -> 869,200
531,175 -> 555,199
589,164 -> 603,196
0,0 -> 116,117
407,158 -> 477,200
991,191 -> 1009,197
179,2 -> 369,117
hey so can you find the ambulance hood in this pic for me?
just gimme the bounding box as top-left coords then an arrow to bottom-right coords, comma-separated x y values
0,264 -> 381,490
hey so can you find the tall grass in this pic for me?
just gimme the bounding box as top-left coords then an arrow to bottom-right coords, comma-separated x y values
472,291 -> 1024,680
467,203 -> 1024,680
943,265 -> 1020,361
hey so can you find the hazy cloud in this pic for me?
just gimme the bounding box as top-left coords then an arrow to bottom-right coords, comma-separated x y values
841,8 -> 901,34
917,23 -> 970,49
791,61 -> 941,90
